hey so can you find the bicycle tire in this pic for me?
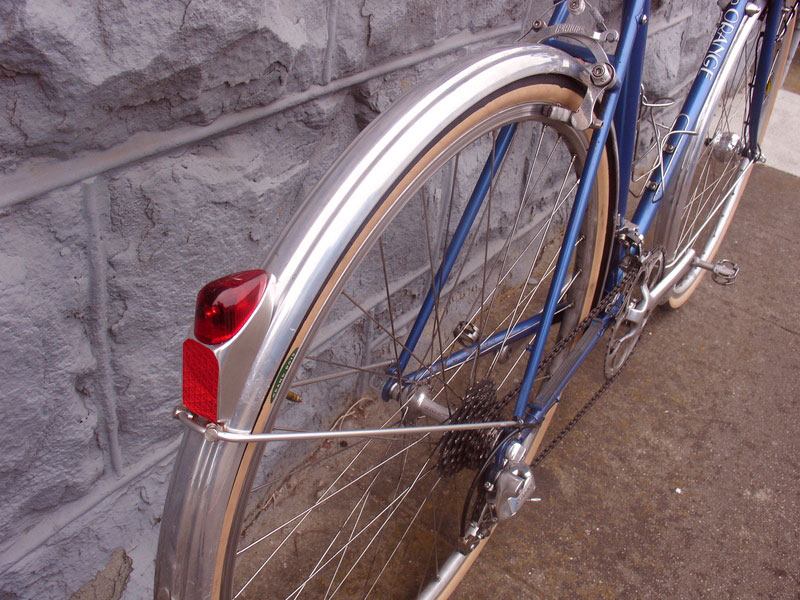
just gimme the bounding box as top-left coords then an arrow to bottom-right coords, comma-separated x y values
156,46 -> 617,600
655,4 -> 797,307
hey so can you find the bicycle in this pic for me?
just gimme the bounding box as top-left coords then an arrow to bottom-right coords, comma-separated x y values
154,0 -> 798,598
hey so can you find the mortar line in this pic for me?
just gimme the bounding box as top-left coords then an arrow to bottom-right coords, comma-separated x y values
321,0 -> 339,85
0,435 -> 181,572
0,24 -> 517,210
83,178 -> 124,475
647,8 -> 694,36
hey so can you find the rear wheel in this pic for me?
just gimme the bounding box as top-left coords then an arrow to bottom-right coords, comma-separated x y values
656,5 -> 797,307
218,79 -> 614,600
160,65 -> 617,598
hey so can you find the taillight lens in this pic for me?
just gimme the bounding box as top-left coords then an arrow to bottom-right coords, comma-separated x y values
194,270 -> 268,345
183,339 -> 219,423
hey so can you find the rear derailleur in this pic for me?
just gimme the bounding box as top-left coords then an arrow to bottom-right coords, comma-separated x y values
459,435 -> 540,552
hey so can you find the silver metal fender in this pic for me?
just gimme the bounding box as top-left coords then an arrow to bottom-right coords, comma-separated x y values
156,44 -> 597,599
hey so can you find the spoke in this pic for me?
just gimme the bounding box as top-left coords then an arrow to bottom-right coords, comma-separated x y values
469,129 -> 499,386
477,123 -> 546,342
321,464 -> 439,600
414,155 -> 498,375
417,155 -> 577,392
427,238 -> 578,404
236,429 -> 428,557
363,479 -> 442,599
355,447 -> 412,598
306,443 -> 396,600
293,358 -> 396,387
421,185 -> 455,411
285,462 -> 438,599
679,165 -> 749,253
235,433 -> 436,598
486,155 -> 577,376
495,268 -> 580,392
340,290 -> 462,400
250,438 -> 370,494
677,150 -> 740,250
415,171 -> 581,404
378,239 -> 401,369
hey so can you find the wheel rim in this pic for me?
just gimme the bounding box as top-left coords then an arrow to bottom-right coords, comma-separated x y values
218,87 -> 611,600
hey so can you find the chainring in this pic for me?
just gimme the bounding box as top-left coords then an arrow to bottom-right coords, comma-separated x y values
604,248 -> 664,378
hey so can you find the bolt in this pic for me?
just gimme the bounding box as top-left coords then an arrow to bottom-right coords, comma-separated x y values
664,143 -> 676,154
505,441 -> 525,462
744,2 -> 760,16
531,19 -> 545,31
605,30 -> 619,43
639,14 -> 648,24
498,345 -> 511,364
567,0 -> 585,14
484,481 -> 494,492
590,63 -> 614,87
386,381 -> 401,401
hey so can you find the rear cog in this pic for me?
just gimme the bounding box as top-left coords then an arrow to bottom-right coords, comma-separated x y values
437,380 -> 506,477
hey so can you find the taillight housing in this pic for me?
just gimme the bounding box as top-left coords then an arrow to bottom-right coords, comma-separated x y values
194,270 -> 268,345
183,269 -> 271,423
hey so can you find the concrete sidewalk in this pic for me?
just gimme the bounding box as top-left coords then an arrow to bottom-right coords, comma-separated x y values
457,57 -> 800,599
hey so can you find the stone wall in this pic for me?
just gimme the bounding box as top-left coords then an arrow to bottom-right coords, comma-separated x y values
0,1 -> 717,597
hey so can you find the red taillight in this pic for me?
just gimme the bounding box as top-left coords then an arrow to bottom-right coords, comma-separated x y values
194,270 -> 268,345
183,339 -> 219,422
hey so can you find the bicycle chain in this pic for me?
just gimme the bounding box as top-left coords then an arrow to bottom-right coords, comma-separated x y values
528,256 -> 641,468
437,265 -> 637,478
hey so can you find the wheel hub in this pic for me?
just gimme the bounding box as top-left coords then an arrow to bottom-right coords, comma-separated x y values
708,131 -> 743,161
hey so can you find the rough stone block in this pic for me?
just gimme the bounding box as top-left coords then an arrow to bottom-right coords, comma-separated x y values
0,187 -> 106,543
0,0 -> 328,163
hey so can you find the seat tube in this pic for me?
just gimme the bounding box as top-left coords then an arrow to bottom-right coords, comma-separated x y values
614,0 -> 650,219
513,0 -> 649,421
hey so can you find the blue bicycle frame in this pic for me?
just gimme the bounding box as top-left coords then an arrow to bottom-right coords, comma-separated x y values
385,0 -> 787,428
518,0 -> 785,425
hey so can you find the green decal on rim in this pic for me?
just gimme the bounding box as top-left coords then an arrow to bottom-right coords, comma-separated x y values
270,348 -> 298,403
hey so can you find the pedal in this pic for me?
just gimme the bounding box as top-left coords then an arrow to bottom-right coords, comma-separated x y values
693,257 -> 739,285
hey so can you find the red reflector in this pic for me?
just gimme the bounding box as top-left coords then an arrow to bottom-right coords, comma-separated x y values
194,270 -> 268,345
183,339 -> 219,423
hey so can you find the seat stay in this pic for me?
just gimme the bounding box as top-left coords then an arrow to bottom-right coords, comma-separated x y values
381,123 -> 518,400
